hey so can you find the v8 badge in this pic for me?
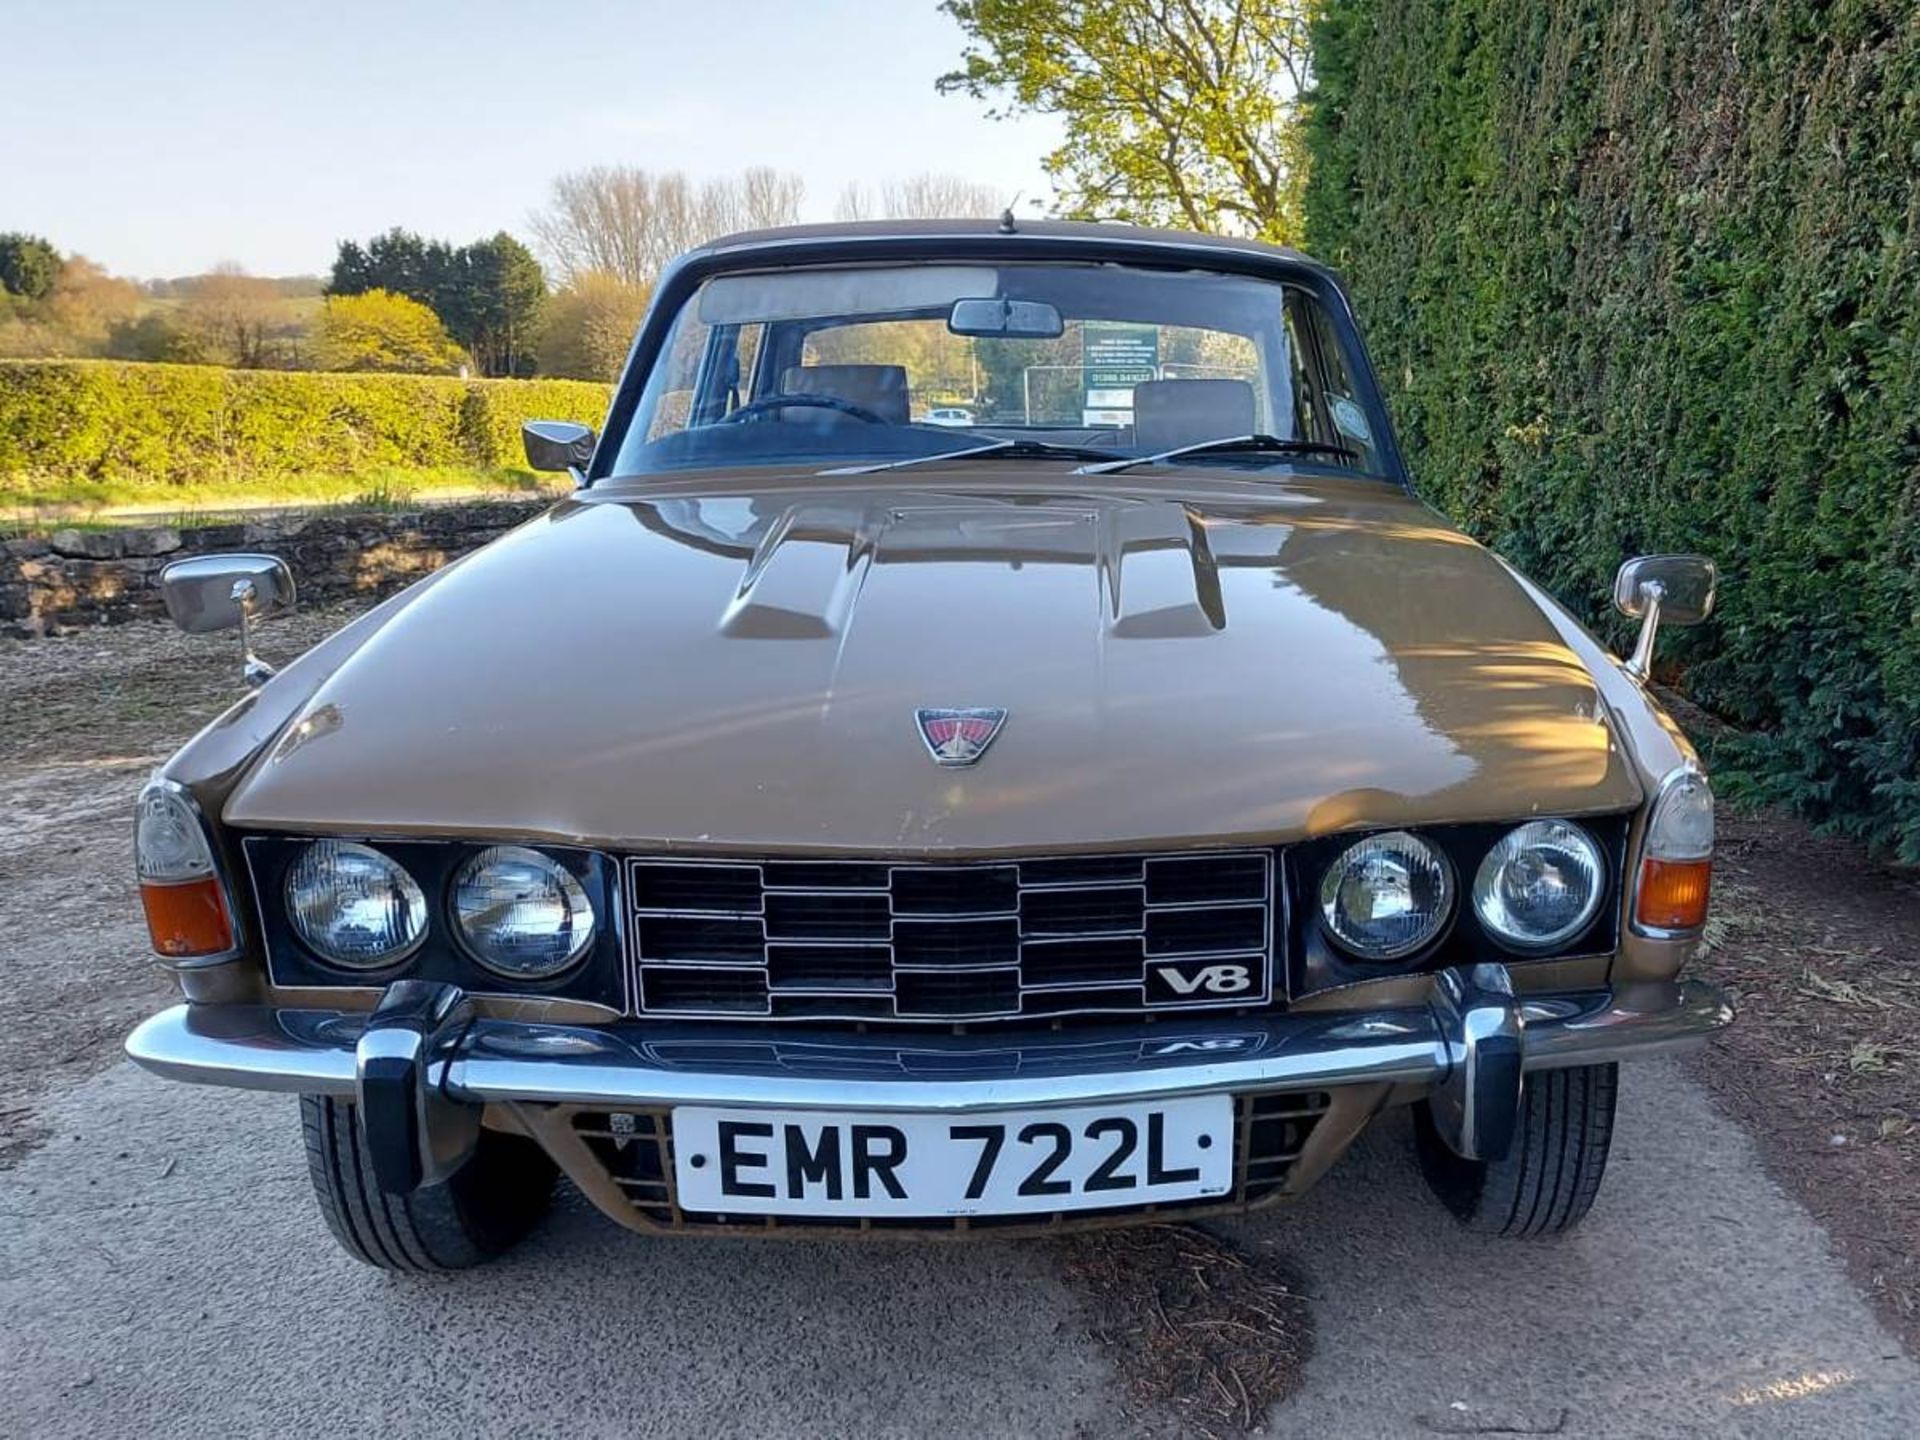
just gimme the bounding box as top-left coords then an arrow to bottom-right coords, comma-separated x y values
1144,958 -> 1263,1007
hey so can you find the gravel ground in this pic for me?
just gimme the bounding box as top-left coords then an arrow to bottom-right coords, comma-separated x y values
1690,817 -> 1920,1349
2,610 -> 1918,1437
0,603 -> 366,1166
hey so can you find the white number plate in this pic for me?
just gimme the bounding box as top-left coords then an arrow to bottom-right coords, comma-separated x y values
671,1094 -> 1233,1218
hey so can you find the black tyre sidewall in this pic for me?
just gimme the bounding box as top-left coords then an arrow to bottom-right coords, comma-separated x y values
1414,1062 -> 1619,1239
302,1094 -> 557,1271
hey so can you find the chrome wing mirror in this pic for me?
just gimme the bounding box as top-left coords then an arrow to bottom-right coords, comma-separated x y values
160,553 -> 297,689
1613,554 -> 1716,681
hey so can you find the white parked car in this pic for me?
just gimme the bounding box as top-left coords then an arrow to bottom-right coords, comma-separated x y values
923,406 -> 975,427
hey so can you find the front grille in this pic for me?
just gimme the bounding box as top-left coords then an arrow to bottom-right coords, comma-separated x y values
624,850 -> 1275,1022
570,1091 -> 1328,1235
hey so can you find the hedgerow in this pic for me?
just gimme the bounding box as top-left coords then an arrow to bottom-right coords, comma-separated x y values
1304,0 -> 1920,860
0,360 -> 611,487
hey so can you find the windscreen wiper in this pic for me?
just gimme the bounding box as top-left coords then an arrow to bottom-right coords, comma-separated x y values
821,438 -> 1128,475
1075,433 -> 1361,476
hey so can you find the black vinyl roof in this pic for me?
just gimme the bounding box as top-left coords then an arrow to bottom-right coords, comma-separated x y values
685,217 -> 1322,273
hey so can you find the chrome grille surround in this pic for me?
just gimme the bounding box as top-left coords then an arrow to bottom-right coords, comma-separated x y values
624,850 -> 1275,1023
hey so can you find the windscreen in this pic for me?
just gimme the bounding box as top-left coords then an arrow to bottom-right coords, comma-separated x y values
610,261 -> 1389,478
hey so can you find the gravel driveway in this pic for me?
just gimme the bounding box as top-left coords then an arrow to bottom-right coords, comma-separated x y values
3,612 -> 1918,1438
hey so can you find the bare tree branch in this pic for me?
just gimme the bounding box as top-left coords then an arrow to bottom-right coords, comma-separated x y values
530,166 -> 806,287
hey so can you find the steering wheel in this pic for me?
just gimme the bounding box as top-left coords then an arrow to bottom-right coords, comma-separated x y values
718,393 -> 891,426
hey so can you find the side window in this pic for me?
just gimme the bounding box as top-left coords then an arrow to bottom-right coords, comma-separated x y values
1291,293 -> 1383,472
734,323 -> 765,403
1281,301 -> 1321,443
648,321 -> 766,438
643,309 -> 711,440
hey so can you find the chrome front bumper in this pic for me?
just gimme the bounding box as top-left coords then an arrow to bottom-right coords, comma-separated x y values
126,968 -> 1733,1192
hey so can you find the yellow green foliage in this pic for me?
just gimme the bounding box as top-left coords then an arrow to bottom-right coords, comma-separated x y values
938,0 -> 1314,240
314,289 -> 466,374
0,359 -> 610,487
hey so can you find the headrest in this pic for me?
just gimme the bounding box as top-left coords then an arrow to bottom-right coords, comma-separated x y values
780,364 -> 911,425
1132,378 -> 1256,451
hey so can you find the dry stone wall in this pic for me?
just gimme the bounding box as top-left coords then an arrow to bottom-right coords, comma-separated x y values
2,499 -> 549,639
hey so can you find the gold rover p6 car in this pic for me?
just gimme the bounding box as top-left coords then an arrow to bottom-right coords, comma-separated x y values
126,221 -> 1731,1268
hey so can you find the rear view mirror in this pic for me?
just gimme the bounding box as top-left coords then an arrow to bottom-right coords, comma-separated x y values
160,553 -> 296,689
948,297 -> 1065,339
1612,553 -> 1716,681
522,420 -> 596,477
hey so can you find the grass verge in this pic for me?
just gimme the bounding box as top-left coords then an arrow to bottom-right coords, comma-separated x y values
0,464 -> 563,535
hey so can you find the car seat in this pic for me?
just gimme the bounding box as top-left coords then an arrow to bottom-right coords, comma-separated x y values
1132,378 -> 1256,451
779,365 -> 911,425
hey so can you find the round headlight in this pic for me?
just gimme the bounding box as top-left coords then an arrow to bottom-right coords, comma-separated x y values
452,846 -> 595,979
286,840 -> 427,970
1319,830 -> 1455,961
1472,819 -> 1605,951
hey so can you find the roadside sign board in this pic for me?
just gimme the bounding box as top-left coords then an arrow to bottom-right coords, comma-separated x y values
1082,322 -> 1158,427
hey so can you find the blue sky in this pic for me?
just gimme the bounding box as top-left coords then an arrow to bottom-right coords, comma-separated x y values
0,0 -> 1062,278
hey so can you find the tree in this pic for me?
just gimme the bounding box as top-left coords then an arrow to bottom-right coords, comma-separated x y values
710,167 -> 808,237
833,173 -> 1007,221
105,310 -> 209,364
0,250 -> 156,358
533,272 -> 652,382
313,289 -> 466,374
44,256 -> 141,341
529,168 -> 681,285
329,228 -> 546,376
529,166 -> 805,288
0,233 -> 60,299
329,228 -> 438,299
180,265 -> 304,368
937,0 -> 1315,241
447,233 -> 546,377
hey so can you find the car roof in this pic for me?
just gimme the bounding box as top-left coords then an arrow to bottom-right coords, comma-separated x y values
684,217 -> 1325,273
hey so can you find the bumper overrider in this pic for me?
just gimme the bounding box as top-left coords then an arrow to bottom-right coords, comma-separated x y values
126,966 -> 1732,1228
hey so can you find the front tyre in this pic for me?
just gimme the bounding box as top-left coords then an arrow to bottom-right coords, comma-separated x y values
1414,1063 -> 1618,1238
301,1094 -> 557,1271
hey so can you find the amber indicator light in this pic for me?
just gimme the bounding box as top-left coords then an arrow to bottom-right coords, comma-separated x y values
141,877 -> 235,958
1635,857 -> 1710,932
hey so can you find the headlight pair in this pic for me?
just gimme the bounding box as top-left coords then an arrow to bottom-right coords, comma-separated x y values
1318,820 -> 1605,962
286,841 -> 595,979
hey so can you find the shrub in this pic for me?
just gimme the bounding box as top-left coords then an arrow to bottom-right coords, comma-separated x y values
313,289 -> 465,374
1304,0 -> 1920,860
0,359 -> 611,486
104,311 -> 208,365
535,272 -> 652,381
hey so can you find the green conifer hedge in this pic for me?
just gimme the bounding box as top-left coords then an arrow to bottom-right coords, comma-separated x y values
1305,0 -> 1920,858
